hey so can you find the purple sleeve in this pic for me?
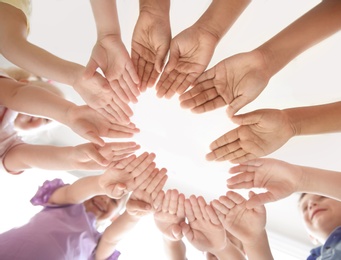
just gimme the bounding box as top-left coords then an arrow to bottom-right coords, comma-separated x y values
30,178 -> 67,206
106,250 -> 121,260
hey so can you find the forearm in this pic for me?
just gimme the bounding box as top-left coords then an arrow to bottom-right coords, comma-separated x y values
256,0 -> 341,77
96,211 -> 141,260
162,237 -> 186,260
194,0 -> 251,41
283,101 -> 341,136
4,144 -> 82,172
243,231 -> 273,260
48,175 -> 104,205
90,0 -> 121,37
2,81 -> 76,126
213,242 -> 246,260
298,165 -> 341,202
2,38 -> 81,86
139,0 -> 170,16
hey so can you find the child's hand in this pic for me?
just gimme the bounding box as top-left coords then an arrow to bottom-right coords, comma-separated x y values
179,50 -> 270,118
70,142 -> 140,170
131,10 -> 171,92
181,195 -> 227,254
156,25 -> 218,99
98,152 -> 157,199
65,105 -> 139,146
227,158 -> 301,208
84,35 -> 140,104
72,66 -> 133,124
126,168 -> 168,217
154,189 -> 185,241
211,190 -> 266,247
206,109 -> 295,164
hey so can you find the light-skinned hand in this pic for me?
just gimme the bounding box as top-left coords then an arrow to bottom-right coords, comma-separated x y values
156,25 -> 219,99
206,109 -> 295,163
227,158 -> 302,209
179,50 -> 271,117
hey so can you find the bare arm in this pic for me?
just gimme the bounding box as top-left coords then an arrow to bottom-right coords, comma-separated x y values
194,0 -> 251,42
257,0 -> 341,78
284,101 -> 341,136
48,175 -> 104,205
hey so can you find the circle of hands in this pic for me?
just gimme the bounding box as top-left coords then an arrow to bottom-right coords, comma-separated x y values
73,7 -> 305,256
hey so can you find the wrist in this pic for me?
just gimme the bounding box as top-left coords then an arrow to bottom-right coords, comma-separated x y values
139,0 -> 170,16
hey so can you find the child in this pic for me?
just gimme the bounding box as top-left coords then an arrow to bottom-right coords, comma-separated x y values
226,157 -> 341,209
0,159 -> 167,259
298,193 -> 341,259
0,67 -> 140,174
0,0 -> 132,123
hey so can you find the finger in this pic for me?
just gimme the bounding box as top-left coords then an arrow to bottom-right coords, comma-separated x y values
156,70 -> 178,98
125,59 -> 140,85
164,72 -> 186,99
209,129 -> 239,151
130,162 -> 156,190
148,169 -> 168,195
229,153 -> 256,164
147,68 -> 160,90
87,146 -> 110,166
110,80 -> 130,105
155,45 -> 168,74
128,199 -> 152,213
246,192 -> 272,209
118,76 -> 138,104
206,141 -> 241,161
211,199 -> 229,215
177,193 -> 186,218
131,49 -> 140,76
189,195 -> 203,220
178,73 -> 214,102
124,152 -> 150,172
216,148 -> 248,162
108,142 -> 140,153
191,96 -> 226,114
176,73 -> 197,95
104,103 -> 131,125
180,222 -> 192,239
140,62 -> 154,90
137,56 -> 147,92
218,195 -> 236,210
153,190 -> 165,210
169,189 -> 179,215
138,168 -> 158,190
109,183 -> 127,199
114,154 -> 136,169
226,95 -> 250,118
226,190 -> 245,205
130,153 -> 156,177
82,131 -> 105,147
96,107 -> 120,124
197,196 -> 209,220
162,189 -> 172,212
180,88 -> 217,110
83,58 -> 99,79
184,198 -> 195,222
205,204 -> 221,226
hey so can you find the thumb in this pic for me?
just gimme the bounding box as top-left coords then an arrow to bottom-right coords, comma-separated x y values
246,191 -> 268,209
164,45 -> 179,73
83,58 -> 99,80
81,131 -> 105,147
172,225 -> 183,240
226,96 -> 249,118
87,146 -> 109,166
230,111 -> 259,126
155,46 -> 169,73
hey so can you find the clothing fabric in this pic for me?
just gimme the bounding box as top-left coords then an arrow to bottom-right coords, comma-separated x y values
0,70 -> 25,174
0,0 -> 32,33
0,179 -> 121,260
307,226 -> 341,260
